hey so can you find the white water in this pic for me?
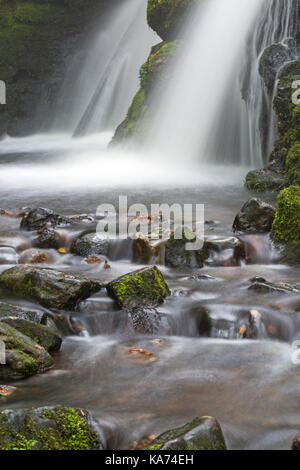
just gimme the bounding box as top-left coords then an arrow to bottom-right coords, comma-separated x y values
147,0 -> 296,166
52,0 -> 157,136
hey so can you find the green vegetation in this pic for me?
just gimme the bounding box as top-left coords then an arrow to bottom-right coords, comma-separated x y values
271,185 -> 300,246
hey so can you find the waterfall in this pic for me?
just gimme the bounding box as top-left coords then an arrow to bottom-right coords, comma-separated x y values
52,0 -> 157,136
146,0 -> 297,167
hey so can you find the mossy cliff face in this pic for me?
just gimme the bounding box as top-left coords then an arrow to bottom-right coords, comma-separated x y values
271,185 -> 300,259
111,40 -> 179,145
0,0 -> 119,135
147,0 -> 201,40
0,407 -> 104,450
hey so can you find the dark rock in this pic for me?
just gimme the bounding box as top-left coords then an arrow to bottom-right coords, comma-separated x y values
20,207 -> 72,231
165,228 -> 205,268
292,431 -> 300,450
146,416 -> 227,450
0,322 -> 53,380
128,306 -> 162,335
259,43 -> 294,93
107,266 -> 170,309
33,227 -> 64,250
233,198 -> 276,233
0,266 -> 102,310
0,406 -> 105,450
202,237 -> 246,267
249,278 -> 300,294
189,305 -> 212,336
71,231 -> 110,257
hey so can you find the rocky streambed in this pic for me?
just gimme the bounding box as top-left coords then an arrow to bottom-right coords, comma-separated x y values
0,180 -> 299,450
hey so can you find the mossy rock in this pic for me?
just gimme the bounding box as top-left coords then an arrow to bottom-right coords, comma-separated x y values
147,0 -> 201,40
106,266 -> 170,309
245,168 -> 285,192
111,41 -> 180,146
0,321 -> 53,380
71,230 -> 110,257
271,185 -> 300,253
0,266 -> 102,310
0,301 -> 62,352
285,141 -> 300,186
146,416 -> 227,450
0,406 -> 104,450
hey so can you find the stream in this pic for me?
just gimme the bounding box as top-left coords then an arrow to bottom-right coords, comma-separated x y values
0,133 -> 299,451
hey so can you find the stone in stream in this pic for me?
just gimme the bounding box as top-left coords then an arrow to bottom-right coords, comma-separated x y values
146,416 -> 227,450
0,406 -> 105,450
249,278 -> 300,295
245,167 -> 285,192
233,198 -> 276,233
201,236 -> 246,267
18,248 -> 55,265
292,431 -> 300,450
33,226 -> 65,250
20,207 -> 72,231
0,301 -> 62,352
259,43 -> 294,93
107,266 -> 170,309
165,227 -> 205,268
107,266 -> 170,334
0,266 -> 102,310
0,322 -> 54,380
71,230 -> 110,258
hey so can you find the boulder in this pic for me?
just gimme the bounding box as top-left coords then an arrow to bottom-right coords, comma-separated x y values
0,266 -> 102,310
20,207 -> 72,231
202,237 -> 245,267
165,228 -> 204,268
0,301 -> 62,352
107,266 -> 170,309
147,0 -> 200,41
259,43 -> 293,93
249,277 -> 300,295
0,406 -> 104,450
146,416 -> 227,450
0,322 -> 54,380
271,186 -> 300,250
71,231 -> 110,258
233,198 -> 276,233
245,167 -> 285,192
33,227 -> 65,250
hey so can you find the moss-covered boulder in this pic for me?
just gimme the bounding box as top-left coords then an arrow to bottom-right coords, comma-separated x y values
0,301 -> 61,352
233,198 -> 276,233
0,266 -> 102,310
107,266 -> 170,309
111,41 -> 180,146
0,321 -> 54,380
146,416 -> 227,450
147,0 -> 200,41
165,227 -> 204,268
0,406 -> 104,450
245,167 -> 285,192
271,186 -> 300,260
285,142 -> 300,186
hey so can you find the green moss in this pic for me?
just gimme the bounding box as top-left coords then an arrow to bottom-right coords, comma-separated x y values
0,407 -> 101,450
271,185 -> 300,247
147,0 -> 201,40
14,3 -> 65,25
285,141 -> 300,186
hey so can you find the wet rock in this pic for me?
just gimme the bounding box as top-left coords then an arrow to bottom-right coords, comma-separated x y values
20,207 -> 72,231
133,235 -> 165,264
0,266 -> 102,310
71,231 -> 110,258
107,266 -> 170,309
128,306 -> 162,335
33,227 -> 65,250
165,228 -> 205,268
259,43 -> 293,93
146,416 -> 227,450
202,237 -> 246,267
19,248 -> 54,264
0,301 -> 61,351
0,322 -> 54,380
0,247 -> 18,264
249,278 -> 300,295
245,167 -> 285,192
185,274 -> 217,282
0,406 -> 104,450
189,305 -> 212,336
233,198 -> 276,233
292,431 -> 300,450
69,213 -> 96,224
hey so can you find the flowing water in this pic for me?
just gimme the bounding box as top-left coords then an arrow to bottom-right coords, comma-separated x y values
0,0 -> 299,451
